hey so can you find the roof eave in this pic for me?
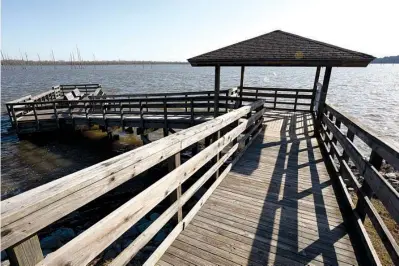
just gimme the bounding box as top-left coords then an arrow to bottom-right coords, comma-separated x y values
188,58 -> 374,67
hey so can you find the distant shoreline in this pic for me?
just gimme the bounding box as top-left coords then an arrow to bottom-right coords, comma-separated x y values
1,60 -> 189,66
2,59 -> 398,66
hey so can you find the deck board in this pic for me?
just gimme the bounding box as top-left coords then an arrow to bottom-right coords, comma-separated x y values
158,111 -> 360,266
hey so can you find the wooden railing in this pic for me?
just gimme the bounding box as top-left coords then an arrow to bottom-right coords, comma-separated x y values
319,103 -> 399,265
239,86 -> 313,111
1,99 -> 265,265
5,89 -> 61,125
57,84 -> 102,96
91,88 -> 236,99
5,88 -> 238,134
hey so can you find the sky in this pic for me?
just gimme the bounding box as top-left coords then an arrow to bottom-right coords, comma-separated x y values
1,0 -> 398,61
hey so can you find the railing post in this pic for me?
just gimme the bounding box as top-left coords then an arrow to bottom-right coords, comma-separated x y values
333,118 -> 341,144
102,101 -> 107,129
190,99 -> 194,126
32,103 -> 39,130
185,94 -> 188,112
139,100 -> 144,129
342,130 -> 355,162
11,105 -> 18,128
273,89 -> 277,109
213,130 -> 221,179
294,90 -> 299,112
163,98 -> 168,137
120,101 -> 124,130
190,99 -> 199,155
214,66 -> 220,117
225,90 -> 229,113
168,152 -> 182,222
6,234 -> 44,266
239,66 -> 245,107
53,102 -> 60,129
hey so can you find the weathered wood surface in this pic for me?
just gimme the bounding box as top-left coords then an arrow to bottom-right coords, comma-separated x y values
157,111 -> 361,266
8,98 -> 236,134
1,101 -> 264,250
320,103 -> 399,265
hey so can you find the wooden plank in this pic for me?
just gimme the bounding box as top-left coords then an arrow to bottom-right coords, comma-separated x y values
177,234 -> 258,266
183,224 -> 308,266
193,215 -> 352,266
166,246 -> 216,266
242,92 -> 312,99
160,252 -> 194,266
242,87 -> 313,93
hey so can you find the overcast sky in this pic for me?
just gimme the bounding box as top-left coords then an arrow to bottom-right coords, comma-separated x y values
1,0 -> 398,61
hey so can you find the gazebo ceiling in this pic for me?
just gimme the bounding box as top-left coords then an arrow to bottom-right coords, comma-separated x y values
188,30 -> 375,67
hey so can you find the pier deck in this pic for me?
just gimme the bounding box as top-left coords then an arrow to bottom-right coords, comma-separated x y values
158,111 -> 360,266
2,95 -> 398,266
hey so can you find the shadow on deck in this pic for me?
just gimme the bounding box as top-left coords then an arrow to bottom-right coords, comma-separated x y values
158,110 -> 363,266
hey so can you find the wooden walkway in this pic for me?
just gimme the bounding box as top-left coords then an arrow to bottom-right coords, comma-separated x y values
158,111 -> 360,266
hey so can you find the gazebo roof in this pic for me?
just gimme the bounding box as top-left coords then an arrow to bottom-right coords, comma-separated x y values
188,30 -> 375,67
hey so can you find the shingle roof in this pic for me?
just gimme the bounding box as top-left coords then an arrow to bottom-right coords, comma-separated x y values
188,30 -> 375,67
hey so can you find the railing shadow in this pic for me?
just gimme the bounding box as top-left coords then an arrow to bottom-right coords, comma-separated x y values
233,111 -> 351,265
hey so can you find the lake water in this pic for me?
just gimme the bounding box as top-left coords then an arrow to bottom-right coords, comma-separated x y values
1,64 -> 399,197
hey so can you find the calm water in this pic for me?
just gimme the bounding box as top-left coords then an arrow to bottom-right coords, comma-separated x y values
1,64 -> 399,197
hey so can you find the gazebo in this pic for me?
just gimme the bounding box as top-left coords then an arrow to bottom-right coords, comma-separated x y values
187,30 -> 375,122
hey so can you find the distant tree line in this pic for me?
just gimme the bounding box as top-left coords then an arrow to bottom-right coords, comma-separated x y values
1,59 -> 188,66
372,55 -> 399,64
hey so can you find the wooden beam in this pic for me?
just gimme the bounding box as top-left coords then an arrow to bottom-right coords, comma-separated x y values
239,66 -> 245,106
310,66 -> 321,111
214,66 -> 220,117
317,67 -> 332,120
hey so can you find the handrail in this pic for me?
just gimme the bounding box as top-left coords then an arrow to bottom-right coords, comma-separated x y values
240,86 -> 313,112
90,89 -> 231,99
1,100 -> 265,265
319,102 -> 399,265
242,86 -> 313,92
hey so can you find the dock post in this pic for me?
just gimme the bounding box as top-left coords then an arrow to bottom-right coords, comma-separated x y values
310,66 -> 321,112
212,130 -> 221,179
316,67 -> 332,135
213,66 -> 220,117
6,235 -> 43,266
168,152 -> 182,222
239,66 -> 245,107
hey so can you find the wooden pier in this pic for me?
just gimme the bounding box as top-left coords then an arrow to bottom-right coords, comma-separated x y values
157,111 -> 360,266
2,30 -> 398,266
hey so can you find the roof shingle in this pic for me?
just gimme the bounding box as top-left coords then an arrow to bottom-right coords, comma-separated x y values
188,30 -> 375,67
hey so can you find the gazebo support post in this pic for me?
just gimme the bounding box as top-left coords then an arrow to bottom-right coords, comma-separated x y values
239,66 -> 245,107
310,66 -> 321,112
214,65 -> 220,117
316,66 -> 332,134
